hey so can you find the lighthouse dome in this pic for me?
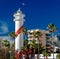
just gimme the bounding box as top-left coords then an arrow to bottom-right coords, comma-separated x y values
13,9 -> 25,21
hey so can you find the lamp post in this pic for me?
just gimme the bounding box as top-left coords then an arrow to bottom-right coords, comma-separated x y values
9,38 -> 12,59
4,46 -> 7,59
9,50 -> 12,59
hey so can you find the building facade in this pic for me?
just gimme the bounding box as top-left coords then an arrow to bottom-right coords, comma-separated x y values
46,33 -> 54,53
27,29 -> 51,49
0,37 -> 2,48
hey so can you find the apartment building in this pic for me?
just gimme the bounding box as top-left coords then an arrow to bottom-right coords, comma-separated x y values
0,37 -> 2,48
27,29 -> 51,49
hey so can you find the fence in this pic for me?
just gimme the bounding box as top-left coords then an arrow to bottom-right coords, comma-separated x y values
22,54 -> 57,59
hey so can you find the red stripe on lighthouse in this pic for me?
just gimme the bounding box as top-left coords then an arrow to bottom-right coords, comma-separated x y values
15,26 -> 24,36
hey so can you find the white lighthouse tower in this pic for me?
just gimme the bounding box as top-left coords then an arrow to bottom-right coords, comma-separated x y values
14,9 -> 25,52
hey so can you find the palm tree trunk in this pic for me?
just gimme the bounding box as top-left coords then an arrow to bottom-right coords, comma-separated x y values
37,39 -> 40,59
52,38 -> 54,59
38,42 -> 39,59
44,57 -> 45,59
34,49 -> 35,59
46,56 -> 47,59
52,32 -> 54,59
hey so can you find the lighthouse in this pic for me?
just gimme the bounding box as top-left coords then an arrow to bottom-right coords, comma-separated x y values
14,9 -> 25,52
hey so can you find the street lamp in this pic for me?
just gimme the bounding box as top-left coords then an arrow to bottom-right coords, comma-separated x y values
9,38 -> 12,59
4,46 -> 7,59
9,50 -> 12,59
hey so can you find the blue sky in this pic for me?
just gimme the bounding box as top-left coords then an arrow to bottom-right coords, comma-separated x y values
0,0 -> 60,36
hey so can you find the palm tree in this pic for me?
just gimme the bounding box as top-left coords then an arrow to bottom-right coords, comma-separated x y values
2,40 -> 10,48
32,39 -> 37,50
33,31 -> 42,59
9,32 -> 16,49
9,32 -> 16,59
23,39 -> 28,47
22,27 -> 27,39
22,27 -> 27,47
9,32 -> 17,39
47,23 -> 57,38
31,40 -> 37,59
47,23 -> 57,59
2,40 -> 10,59
42,50 -> 47,59
56,53 -> 60,59
42,49 -> 51,59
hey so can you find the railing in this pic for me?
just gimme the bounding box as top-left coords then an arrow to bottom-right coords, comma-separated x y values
20,54 -> 57,59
